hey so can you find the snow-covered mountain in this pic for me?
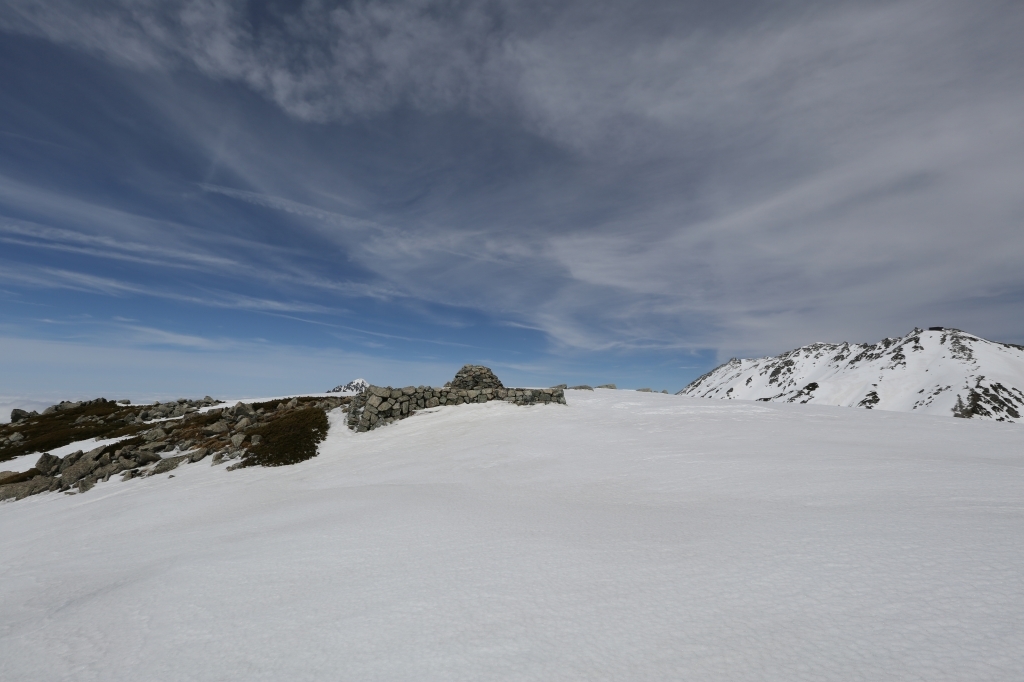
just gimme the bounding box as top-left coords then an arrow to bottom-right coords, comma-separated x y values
327,378 -> 368,394
679,328 -> 1024,422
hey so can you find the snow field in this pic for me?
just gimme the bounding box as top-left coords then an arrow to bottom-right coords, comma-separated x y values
1,390 -> 1023,681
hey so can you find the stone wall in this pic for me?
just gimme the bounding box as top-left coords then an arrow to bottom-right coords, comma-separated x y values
347,384 -> 567,432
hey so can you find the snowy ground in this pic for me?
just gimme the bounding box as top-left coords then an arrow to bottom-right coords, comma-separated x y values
1,390 -> 1023,681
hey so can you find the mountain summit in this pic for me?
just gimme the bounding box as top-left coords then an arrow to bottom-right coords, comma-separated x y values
679,328 -> 1024,422
327,378 -> 369,394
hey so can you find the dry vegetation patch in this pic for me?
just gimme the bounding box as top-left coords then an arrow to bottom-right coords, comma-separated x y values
238,407 -> 330,468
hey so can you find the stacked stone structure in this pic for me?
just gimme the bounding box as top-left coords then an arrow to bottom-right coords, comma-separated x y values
347,365 -> 566,433
447,365 -> 504,390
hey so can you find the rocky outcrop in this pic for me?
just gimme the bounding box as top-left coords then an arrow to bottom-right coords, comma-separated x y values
0,395 -> 351,503
347,366 -> 566,433
10,408 -> 36,423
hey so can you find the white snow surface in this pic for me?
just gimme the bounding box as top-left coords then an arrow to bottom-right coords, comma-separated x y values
680,327 -> 1024,421
2,389 -> 1023,681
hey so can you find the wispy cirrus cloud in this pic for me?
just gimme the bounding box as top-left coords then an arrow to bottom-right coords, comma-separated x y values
0,263 -> 341,316
1,0 -> 1022,396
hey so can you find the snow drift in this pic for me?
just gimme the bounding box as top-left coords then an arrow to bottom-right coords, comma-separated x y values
679,327 -> 1024,421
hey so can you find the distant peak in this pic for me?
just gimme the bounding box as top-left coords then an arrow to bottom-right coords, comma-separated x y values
328,378 -> 369,394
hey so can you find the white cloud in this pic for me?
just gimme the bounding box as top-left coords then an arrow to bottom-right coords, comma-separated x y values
3,0 -> 1023,359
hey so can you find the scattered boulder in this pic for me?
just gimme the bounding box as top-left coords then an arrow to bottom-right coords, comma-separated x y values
143,428 -> 167,442
10,408 -> 35,423
149,456 -> 188,476
59,447 -> 108,484
0,475 -> 54,501
636,388 -> 653,392
0,468 -> 41,486
597,384 -> 617,389
35,453 -> 62,476
135,450 -> 162,466
189,448 -> 209,463
569,385 -> 594,391
202,421 -> 230,436
8,431 -> 24,443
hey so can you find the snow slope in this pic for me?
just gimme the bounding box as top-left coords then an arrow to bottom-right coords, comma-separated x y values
680,327 -> 1024,421
2,390 -> 1023,681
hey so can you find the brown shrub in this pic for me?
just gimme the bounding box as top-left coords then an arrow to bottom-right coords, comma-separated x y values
238,407 -> 329,468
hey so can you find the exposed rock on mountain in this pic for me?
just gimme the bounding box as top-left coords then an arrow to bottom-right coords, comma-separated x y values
679,328 -> 1024,422
0,395 -> 350,501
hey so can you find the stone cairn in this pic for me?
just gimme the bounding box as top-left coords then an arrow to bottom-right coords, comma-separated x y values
347,365 -> 566,433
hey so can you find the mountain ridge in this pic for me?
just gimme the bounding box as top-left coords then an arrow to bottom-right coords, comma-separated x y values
678,328 -> 1024,422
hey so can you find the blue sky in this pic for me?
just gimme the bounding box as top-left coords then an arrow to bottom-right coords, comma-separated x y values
1,0 -> 1023,406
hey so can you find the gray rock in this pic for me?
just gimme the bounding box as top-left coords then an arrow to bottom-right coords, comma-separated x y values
235,417 -> 251,430
597,384 -> 617,389
202,421 -> 230,435
149,455 -> 188,476
8,431 -> 24,443
569,385 -> 594,390
135,451 -> 162,466
285,398 -> 299,409
0,475 -> 54,501
250,435 -> 262,446
0,469 -> 41,486
35,453 -> 62,476
636,388 -> 652,392
230,433 -> 247,447
551,384 -> 568,389
143,428 -> 167,442
10,408 -> 32,423
59,448 -> 107,483
58,450 -> 85,473
189,448 -> 209,462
